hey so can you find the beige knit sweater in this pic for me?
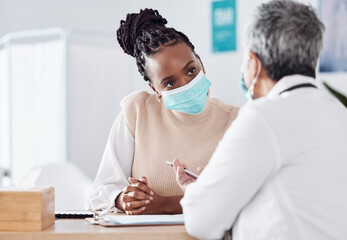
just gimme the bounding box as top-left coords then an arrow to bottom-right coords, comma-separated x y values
121,91 -> 239,196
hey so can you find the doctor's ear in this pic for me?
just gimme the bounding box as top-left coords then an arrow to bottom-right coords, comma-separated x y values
248,51 -> 262,78
148,82 -> 162,102
196,54 -> 206,74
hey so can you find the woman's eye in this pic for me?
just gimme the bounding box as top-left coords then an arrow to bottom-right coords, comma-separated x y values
165,81 -> 175,88
188,67 -> 196,75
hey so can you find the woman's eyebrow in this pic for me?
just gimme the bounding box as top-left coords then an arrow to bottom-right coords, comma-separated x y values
160,60 -> 195,83
161,75 -> 174,84
182,60 -> 195,70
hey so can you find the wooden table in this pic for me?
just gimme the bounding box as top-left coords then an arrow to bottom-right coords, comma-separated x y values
0,219 -> 196,240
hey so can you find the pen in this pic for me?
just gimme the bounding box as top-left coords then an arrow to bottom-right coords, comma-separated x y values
166,161 -> 198,179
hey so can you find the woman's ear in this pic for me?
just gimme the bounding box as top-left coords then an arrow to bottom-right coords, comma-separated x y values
148,82 -> 158,93
148,82 -> 162,102
147,82 -> 157,93
196,54 -> 206,74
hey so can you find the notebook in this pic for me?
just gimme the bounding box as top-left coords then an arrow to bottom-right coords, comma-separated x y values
99,214 -> 184,227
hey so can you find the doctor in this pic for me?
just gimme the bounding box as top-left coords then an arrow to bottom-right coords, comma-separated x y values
173,0 -> 347,239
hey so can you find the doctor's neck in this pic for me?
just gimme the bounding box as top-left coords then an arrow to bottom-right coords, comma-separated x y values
253,69 -> 277,99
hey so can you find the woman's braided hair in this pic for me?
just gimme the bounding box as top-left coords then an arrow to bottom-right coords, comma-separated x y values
116,8 -> 195,81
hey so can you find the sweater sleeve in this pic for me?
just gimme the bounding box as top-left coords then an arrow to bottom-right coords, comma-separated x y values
89,111 -> 134,211
180,105 -> 281,239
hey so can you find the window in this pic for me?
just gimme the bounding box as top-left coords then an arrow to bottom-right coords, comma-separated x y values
0,29 -> 67,185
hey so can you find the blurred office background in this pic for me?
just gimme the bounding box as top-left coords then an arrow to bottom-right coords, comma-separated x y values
0,0 -> 346,210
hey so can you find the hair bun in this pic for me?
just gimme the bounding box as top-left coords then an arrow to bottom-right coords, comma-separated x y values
117,8 -> 168,57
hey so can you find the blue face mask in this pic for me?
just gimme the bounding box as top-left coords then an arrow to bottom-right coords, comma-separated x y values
240,73 -> 253,101
160,70 -> 211,114
240,59 -> 262,101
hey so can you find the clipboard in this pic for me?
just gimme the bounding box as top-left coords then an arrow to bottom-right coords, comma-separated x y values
86,214 -> 184,227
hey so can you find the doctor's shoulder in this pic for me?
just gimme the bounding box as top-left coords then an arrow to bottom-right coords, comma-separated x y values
236,97 -> 274,119
236,96 -> 291,128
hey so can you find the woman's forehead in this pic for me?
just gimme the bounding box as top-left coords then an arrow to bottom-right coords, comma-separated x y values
145,43 -> 197,81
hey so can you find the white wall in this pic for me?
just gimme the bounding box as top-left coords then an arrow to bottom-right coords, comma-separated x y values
67,33 -> 134,179
0,0 -> 346,179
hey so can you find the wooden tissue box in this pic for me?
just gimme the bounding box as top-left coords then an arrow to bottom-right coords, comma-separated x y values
0,187 -> 55,231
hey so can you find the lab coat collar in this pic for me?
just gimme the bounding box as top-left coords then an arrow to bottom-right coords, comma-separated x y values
267,74 -> 317,99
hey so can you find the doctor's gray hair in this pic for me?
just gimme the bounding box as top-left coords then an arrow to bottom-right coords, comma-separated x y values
244,0 -> 325,81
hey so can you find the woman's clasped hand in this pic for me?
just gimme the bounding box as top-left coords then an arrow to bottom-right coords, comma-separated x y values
116,177 -> 168,215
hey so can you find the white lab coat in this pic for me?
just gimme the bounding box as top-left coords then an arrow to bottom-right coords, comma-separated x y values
180,75 -> 347,240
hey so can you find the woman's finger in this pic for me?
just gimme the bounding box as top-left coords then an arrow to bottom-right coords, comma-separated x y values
121,194 -> 136,203
122,191 -> 152,202
123,200 -> 149,211
139,176 -> 148,185
128,177 -> 138,184
128,190 -> 153,200
133,182 -> 154,195
123,185 -> 138,194
123,183 -> 153,196
128,176 -> 150,190
126,206 -> 146,215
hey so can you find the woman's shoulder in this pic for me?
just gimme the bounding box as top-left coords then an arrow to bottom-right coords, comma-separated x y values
210,96 -> 240,116
120,90 -> 156,110
120,91 -> 157,137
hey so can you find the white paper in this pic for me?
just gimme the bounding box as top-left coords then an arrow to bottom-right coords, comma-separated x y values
103,214 -> 184,225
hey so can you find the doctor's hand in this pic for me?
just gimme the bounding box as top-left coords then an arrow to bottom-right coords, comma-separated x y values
115,176 -> 154,215
173,159 -> 203,193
